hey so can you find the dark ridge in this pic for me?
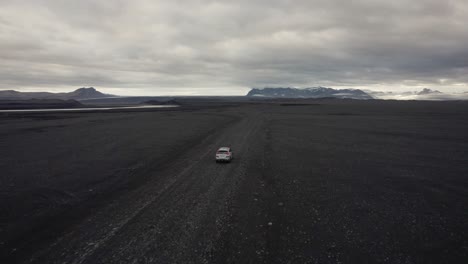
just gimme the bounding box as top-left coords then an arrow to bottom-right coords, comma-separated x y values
141,99 -> 181,105
0,99 -> 83,110
0,87 -> 116,100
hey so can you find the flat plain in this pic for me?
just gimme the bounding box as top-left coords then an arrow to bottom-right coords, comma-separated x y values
1,99 -> 467,263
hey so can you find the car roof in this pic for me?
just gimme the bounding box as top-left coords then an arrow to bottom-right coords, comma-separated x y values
218,147 -> 230,151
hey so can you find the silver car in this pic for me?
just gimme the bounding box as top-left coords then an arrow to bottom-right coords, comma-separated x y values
215,147 -> 233,163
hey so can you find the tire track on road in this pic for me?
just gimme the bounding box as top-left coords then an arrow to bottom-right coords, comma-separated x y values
26,110 -> 245,264
87,111 -> 264,263
27,108 -> 264,264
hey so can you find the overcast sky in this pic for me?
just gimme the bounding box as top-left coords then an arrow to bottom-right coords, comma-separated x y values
1,0 -> 467,95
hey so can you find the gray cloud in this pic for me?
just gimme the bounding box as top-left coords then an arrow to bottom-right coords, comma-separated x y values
0,0 -> 467,95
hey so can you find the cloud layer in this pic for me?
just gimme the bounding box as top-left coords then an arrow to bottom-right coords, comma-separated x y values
1,0 -> 468,95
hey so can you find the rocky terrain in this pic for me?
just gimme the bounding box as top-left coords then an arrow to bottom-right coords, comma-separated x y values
1,99 -> 467,263
0,99 -> 83,110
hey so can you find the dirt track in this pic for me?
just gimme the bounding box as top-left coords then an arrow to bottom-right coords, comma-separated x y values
1,101 -> 468,263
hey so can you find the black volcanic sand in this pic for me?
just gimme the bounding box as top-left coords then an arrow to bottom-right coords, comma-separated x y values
0,100 -> 467,263
0,99 -> 83,110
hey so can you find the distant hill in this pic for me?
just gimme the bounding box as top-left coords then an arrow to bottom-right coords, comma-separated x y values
66,87 -> 115,99
0,87 -> 116,100
246,87 -> 373,99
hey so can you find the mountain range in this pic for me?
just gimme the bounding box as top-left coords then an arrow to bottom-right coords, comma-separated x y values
417,88 -> 442,95
246,87 -> 373,99
366,88 -> 468,100
0,87 -> 116,100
